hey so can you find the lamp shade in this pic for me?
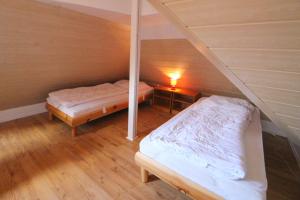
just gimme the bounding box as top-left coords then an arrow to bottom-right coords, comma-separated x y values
170,78 -> 177,88
169,72 -> 180,89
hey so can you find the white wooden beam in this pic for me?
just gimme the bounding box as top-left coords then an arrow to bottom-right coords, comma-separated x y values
127,0 -> 141,141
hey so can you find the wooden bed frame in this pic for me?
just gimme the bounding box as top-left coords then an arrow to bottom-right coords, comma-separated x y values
46,93 -> 153,136
135,152 -> 223,200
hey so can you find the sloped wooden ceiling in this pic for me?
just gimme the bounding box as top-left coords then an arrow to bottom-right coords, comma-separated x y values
148,0 -> 300,143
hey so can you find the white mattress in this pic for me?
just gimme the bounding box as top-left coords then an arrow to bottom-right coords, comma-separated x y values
48,88 -> 153,118
140,99 -> 267,200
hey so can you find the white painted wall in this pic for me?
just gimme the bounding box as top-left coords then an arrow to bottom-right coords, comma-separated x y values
38,0 -> 131,14
141,0 -> 157,15
141,14 -> 185,39
0,103 -> 47,123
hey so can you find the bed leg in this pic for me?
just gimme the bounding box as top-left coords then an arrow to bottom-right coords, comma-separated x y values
149,99 -> 153,106
71,127 -> 77,137
141,167 -> 149,183
48,111 -> 53,121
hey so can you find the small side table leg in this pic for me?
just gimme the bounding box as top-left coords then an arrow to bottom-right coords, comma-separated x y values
72,127 -> 77,137
169,92 -> 173,114
141,167 -> 149,183
151,92 -> 155,106
48,111 -> 53,121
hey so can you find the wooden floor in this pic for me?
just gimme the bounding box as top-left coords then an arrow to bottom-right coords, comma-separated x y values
0,104 -> 299,200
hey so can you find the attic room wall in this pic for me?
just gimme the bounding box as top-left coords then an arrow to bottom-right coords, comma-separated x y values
140,15 -> 244,98
0,0 -> 130,110
140,39 -> 244,97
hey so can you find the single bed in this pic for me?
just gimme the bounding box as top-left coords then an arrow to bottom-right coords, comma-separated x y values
135,97 -> 267,200
46,80 -> 153,136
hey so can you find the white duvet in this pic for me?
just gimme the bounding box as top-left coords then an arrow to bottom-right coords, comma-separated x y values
48,80 -> 153,108
49,83 -> 126,108
149,95 -> 255,180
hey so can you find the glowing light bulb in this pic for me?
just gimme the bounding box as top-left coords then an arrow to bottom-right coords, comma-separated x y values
169,72 -> 180,90
170,78 -> 177,89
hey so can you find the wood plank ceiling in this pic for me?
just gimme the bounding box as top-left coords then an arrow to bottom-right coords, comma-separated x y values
148,0 -> 300,143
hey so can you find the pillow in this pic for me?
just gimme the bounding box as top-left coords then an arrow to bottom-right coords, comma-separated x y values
114,80 -> 152,91
114,80 -> 129,89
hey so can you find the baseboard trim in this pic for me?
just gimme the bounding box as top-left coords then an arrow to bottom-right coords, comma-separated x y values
290,142 -> 300,168
261,120 -> 300,166
0,102 -> 47,123
261,119 -> 286,137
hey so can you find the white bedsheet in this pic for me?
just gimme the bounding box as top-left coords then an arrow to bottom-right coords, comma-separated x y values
114,79 -> 151,91
47,88 -> 153,118
149,96 -> 255,180
49,83 -> 126,108
140,99 -> 267,200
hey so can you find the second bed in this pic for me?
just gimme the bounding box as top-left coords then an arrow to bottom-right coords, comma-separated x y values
136,96 -> 267,200
47,80 -> 153,136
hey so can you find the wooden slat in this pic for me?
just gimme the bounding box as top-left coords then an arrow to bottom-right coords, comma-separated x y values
191,21 -> 300,49
248,85 -> 300,106
212,49 -> 300,73
277,114 -> 300,129
232,69 -> 300,91
289,127 -> 300,140
141,39 -> 213,68
164,0 -> 300,27
265,100 -> 300,119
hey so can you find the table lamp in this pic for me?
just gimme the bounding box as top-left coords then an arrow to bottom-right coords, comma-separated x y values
170,77 -> 177,90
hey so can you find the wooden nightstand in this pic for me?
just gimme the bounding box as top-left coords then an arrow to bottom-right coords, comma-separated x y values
153,85 -> 201,113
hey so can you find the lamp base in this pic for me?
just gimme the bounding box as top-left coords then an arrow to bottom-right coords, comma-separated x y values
170,86 -> 176,90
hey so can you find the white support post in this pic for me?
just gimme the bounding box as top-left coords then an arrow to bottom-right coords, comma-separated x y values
127,0 -> 141,141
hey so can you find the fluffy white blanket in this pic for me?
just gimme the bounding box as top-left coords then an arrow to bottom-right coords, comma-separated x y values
149,95 -> 255,180
49,83 -> 126,108
114,80 -> 153,91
